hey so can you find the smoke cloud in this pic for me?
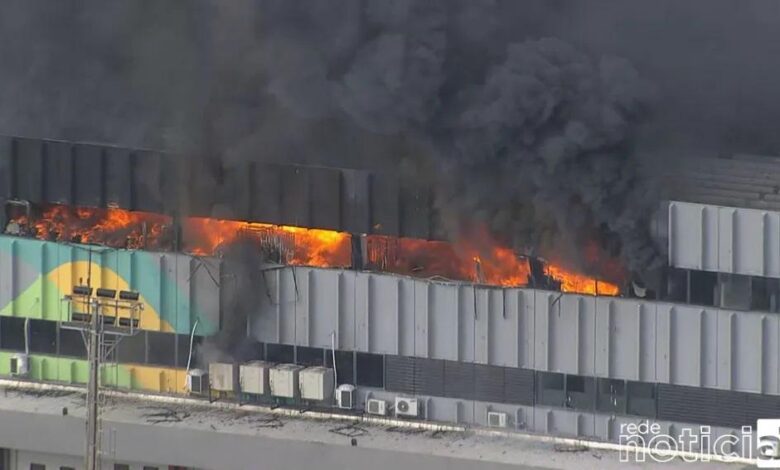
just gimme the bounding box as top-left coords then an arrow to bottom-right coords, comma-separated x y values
0,0 -> 777,280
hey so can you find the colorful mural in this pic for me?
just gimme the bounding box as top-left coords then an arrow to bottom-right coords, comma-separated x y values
0,235 -> 220,335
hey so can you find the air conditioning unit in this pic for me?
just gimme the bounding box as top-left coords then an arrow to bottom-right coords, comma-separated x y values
299,366 -> 335,402
186,369 -> 208,394
487,411 -> 508,428
394,397 -> 418,418
336,384 -> 356,409
270,364 -> 304,399
240,361 -> 272,395
10,354 -> 29,376
208,362 -> 235,392
366,398 -> 387,416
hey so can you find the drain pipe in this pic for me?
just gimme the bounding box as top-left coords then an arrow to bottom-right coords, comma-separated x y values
24,318 -> 29,356
330,330 -> 338,393
186,319 -> 199,373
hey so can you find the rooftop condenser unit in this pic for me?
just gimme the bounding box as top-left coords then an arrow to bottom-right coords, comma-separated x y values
187,369 -> 208,395
336,384 -> 356,410
10,354 -> 29,377
394,397 -> 418,418
487,411 -> 508,428
366,398 -> 387,416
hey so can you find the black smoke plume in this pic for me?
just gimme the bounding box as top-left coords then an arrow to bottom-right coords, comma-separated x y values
1,1 -> 778,285
196,237 -> 269,365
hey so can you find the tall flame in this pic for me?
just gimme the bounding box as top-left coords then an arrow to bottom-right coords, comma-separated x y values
7,203 -> 619,296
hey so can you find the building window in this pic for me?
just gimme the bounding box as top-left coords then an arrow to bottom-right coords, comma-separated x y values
536,372 -> 565,407
266,344 -> 294,363
142,467 -> 159,470
0,316 -> 26,351
59,328 -> 87,358
565,375 -> 596,410
596,378 -> 626,414
114,464 -> 130,470
60,467 -> 75,470
627,381 -> 657,418
147,331 -> 176,367
28,319 -> 57,354
355,353 -> 384,388
30,464 -> 45,470
689,270 -> 717,306
325,350 -> 354,385
296,346 -> 324,366
116,329 -> 147,364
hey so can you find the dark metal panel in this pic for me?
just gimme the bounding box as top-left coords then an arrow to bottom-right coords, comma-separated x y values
28,318 -> 56,354
15,138 -> 44,203
147,331 -> 176,367
251,163 -> 282,224
746,393 -> 780,425
443,360 -> 475,400
0,136 -> 14,200
310,167 -> 341,230
116,330 -> 147,364
370,173 -> 399,236
657,384 -> 749,428
385,355 -> 415,394
341,170 -> 370,234
281,166 -> 310,227
131,150 -> 163,213
415,358 -> 444,396
43,141 -> 74,205
504,367 -> 534,405
59,328 -> 87,358
399,185 -> 430,239
73,143 -> 105,207
355,352 -> 384,388
475,364 -> 505,403
104,147 -> 133,209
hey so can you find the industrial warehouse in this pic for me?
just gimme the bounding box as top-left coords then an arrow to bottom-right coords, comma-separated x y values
0,134 -> 777,468
3,1 -> 780,469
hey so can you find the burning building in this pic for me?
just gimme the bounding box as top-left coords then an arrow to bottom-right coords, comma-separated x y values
0,134 -> 777,462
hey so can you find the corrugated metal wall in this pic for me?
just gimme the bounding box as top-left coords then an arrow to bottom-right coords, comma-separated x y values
668,200 -> 780,278
0,235 -> 220,335
0,135 -> 437,239
251,266 -> 780,396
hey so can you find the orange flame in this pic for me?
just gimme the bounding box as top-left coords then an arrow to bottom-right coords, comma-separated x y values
8,203 -> 619,296
13,204 -> 172,250
545,264 -> 620,296
184,217 -> 351,267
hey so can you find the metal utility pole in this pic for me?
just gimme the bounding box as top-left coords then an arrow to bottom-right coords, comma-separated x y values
85,292 -> 101,470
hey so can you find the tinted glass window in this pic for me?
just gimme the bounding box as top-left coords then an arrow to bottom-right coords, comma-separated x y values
266,344 -> 294,363
28,319 -> 56,354
0,316 -> 25,351
356,353 -> 384,388
147,331 -> 175,367
296,346 -> 324,366
59,327 -> 87,358
116,330 -> 146,364
325,350 -> 354,385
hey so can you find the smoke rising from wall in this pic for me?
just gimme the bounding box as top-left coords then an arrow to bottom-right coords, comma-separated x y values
0,1 -> 777,280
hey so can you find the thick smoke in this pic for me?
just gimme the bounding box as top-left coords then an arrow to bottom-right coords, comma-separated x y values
197,238 -> 270,365
1,1 -> 778,285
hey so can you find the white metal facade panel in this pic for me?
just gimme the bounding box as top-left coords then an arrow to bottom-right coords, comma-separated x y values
668,200 -> 780,277
254,267 -> 780,395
